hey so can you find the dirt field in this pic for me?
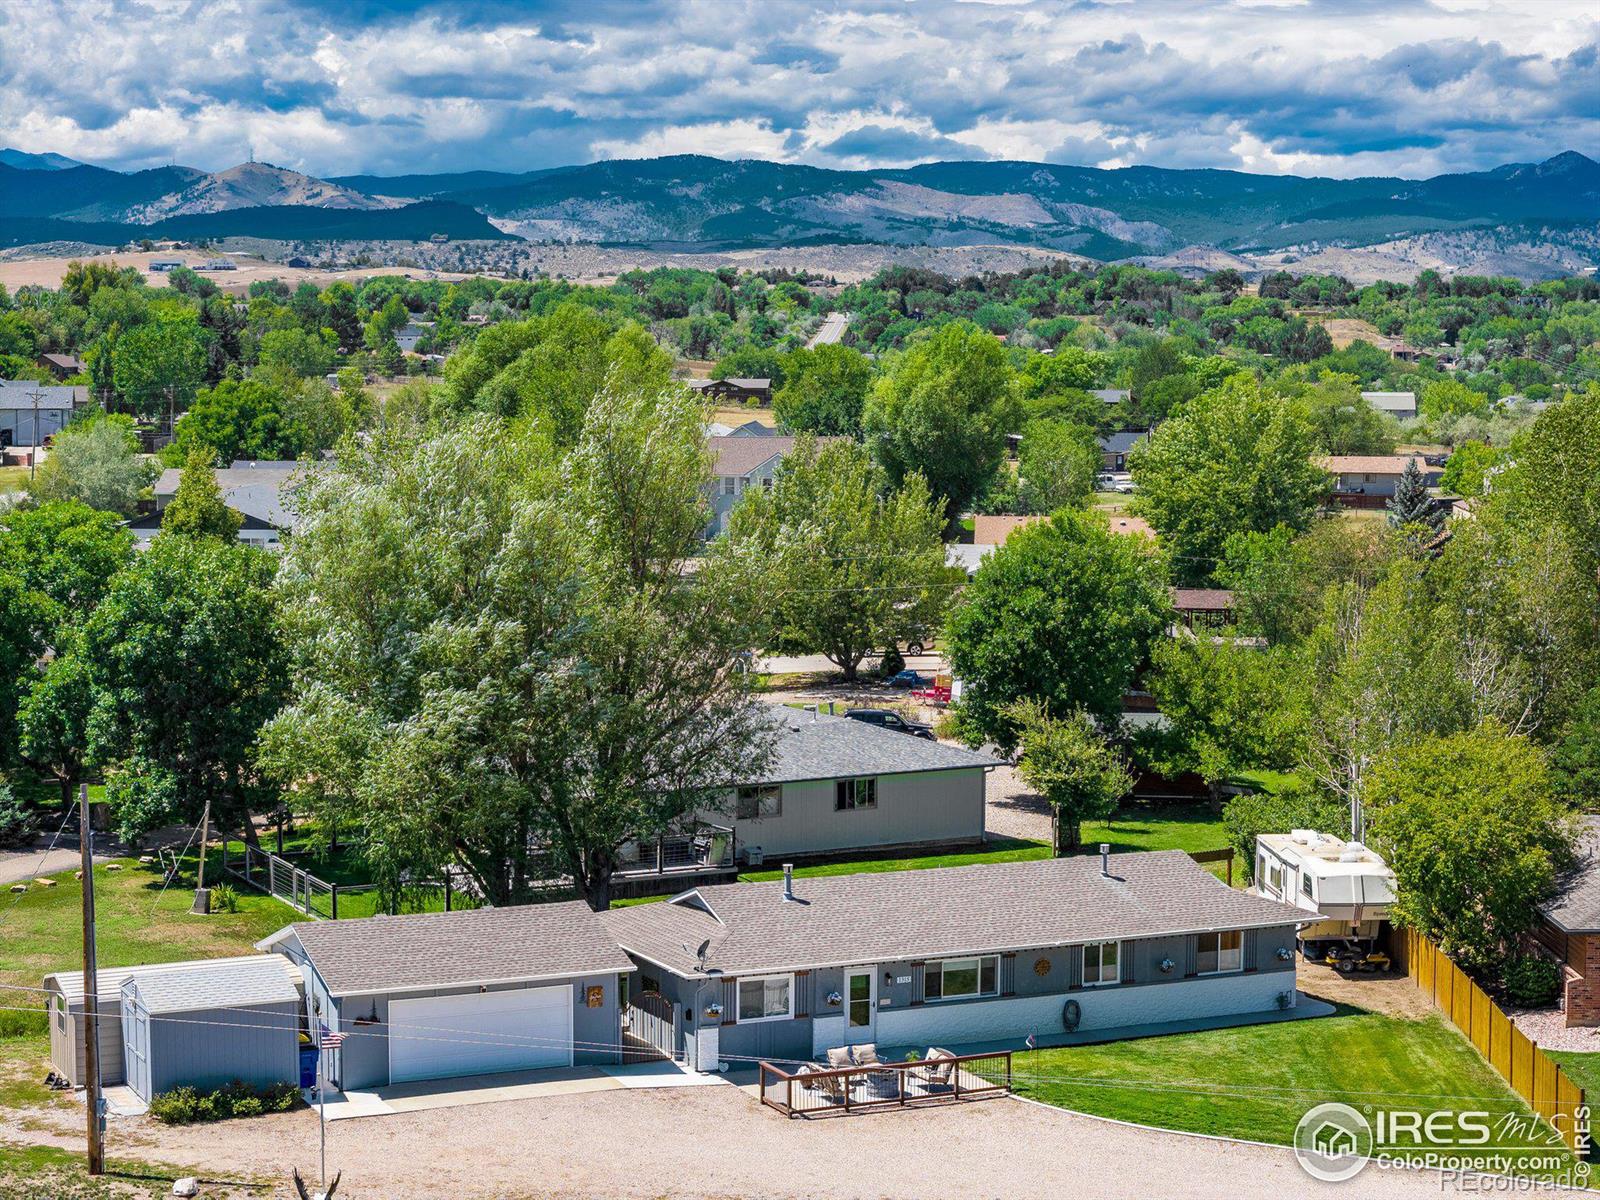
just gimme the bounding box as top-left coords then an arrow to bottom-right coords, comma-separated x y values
0,250 -> 473,295
1303,315 -> 1394,350
1296,959 -> 1435,1019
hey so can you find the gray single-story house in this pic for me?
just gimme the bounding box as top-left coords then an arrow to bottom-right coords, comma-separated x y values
1098,430 -> 1147,472
42,954 -> 302,1088
259,902 -> 635,1090
702,708 -> 999,864
134,458 -> 327,549
121,957 -> 301,1103
0,382 -> 85,446
1361,391 -> 1418,421
601,850 -> 1306,1068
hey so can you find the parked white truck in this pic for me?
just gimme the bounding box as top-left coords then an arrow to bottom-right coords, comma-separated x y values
1254,830 -> 1397,971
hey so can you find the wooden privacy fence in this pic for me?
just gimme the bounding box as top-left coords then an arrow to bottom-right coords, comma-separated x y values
1403,930 -> 1589,1155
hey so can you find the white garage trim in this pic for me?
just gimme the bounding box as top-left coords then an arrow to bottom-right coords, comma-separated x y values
387,986 -> 574,1084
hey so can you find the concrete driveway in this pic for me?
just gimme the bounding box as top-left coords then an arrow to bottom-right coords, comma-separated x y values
99,1071 -> 1525,1199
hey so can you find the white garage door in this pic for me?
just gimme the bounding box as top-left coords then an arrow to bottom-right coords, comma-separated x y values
388,985 -> 573,1084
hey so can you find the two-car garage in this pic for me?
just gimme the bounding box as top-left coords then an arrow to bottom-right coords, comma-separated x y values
259,901 -> 634,1091
387,985 -> 573,1083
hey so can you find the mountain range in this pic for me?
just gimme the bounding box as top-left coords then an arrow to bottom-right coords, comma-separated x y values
2,148 -> 1597,270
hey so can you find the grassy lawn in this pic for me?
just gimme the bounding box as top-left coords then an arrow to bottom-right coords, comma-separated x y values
0,464 -> 31,495
1080,802 -> 1241,884
1013,1008 -> 1578,1174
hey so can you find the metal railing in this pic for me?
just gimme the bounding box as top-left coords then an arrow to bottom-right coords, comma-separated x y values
613,822 -> 736,878
759,1051 -> 1012,1118
219,842 -> 475,921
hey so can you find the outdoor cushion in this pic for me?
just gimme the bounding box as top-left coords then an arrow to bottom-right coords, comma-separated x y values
825,1046 -> 853,1069
849,1043 -> 881,1066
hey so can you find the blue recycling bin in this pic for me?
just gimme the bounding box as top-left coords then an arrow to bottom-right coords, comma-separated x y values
299,1044 -> 320,1088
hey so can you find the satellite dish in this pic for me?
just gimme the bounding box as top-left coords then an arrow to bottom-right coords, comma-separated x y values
694,939 -> 711,968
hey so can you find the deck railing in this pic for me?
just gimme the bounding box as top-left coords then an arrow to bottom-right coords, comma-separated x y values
613,822 -> 736,878
758,1051 -> 1012,1117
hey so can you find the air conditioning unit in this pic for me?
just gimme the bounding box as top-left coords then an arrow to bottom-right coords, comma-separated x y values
744,846 -> 764,867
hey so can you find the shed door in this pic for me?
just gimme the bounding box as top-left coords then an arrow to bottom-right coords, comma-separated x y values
387,986 -> 572,1084
123,999 -> 151,1102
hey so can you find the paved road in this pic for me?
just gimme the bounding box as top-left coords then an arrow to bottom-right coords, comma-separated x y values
806,311 -> 849,347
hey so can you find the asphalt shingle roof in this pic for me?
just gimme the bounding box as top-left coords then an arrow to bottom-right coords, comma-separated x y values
602,850 -> 1307,977
750,708 -> 1000,786
1540,816 -> 1600,933
45,955 -> 294,1005
131,956 -> 300,1014
284,901 -> 635,996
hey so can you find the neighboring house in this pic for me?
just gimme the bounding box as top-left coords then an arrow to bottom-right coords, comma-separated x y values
1098,430 -> 1146,472
0,381 -> 87,446
1092,389 -> 1130,407
688,377 -> 773,405
970,514 -> 1042,546
1360,391 -> 1418,421
260,903 -> 634,1089
706,435 -> 819,537
42,955 -> 302,1088
698,707 -> 1000,865
131,458 -> 326,548
121,958 -> 301,1104
38,353 -> 84,379
147,259 -> 185,271
601,850 -> 1305,1066
1107,514 -> 1155,539
395,322 -> 432,355
726,418 -> 779,437
947,543 -> 993,578
1170,588 -> 1234,630
1316,455 -> 1443,502
1533,816 -> 1600,1027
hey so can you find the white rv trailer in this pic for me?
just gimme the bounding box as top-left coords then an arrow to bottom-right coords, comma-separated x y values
1254,829 -> 1395,960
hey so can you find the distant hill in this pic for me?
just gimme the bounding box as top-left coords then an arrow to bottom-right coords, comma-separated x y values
2,149 -> 1596,270
0,147 -> 83,171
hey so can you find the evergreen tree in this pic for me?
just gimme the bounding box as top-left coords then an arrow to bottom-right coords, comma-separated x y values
1387,457 -> 1442,531
162,449 -> 243,540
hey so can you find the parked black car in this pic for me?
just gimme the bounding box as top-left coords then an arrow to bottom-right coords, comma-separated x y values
844,708 -> 936,740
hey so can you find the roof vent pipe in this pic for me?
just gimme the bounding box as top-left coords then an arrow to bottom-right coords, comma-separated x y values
782,863 -> 795,901
1100,844 -> 1110,876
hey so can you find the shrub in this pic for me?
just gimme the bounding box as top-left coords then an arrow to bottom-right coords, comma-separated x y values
877,645 -> 905,679
209,883 -> 239,913
0,782 -> 38,850
1504,957 -> 1562,1008
149,1079 -> 301,1124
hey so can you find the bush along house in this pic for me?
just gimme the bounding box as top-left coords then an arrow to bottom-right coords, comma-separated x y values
601,849 -> 1307,1069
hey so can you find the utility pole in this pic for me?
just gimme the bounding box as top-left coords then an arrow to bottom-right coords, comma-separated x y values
79,784 -> 105,1176
27,386 -> 42,483
191,799 -> 211,915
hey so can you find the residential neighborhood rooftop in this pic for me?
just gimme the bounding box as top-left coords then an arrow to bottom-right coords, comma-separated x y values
1539,816 -> 1600,934
602,850 -> 1306,977
131,956 -> 300,1014
1315,454 -> 1438,475
749,707 -> 1000,786
261,900 -> 635,997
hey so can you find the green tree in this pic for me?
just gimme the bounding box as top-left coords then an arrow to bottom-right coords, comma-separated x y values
82,535 -> 286,843
1130,376 -> 1329,584
1223,782 -> 1350,884
1386,458 -> 1442,531
173,379 -> 309,464
946,509 -> 1170,750
713,344 -> 785,389
1217,519 -> 1388,646
1008,697 -> 1133,854
0,568 -> 52,766
267,390 -> 774,910
1420,378 -> 1489,421
29,413 -> 149,515
18,636 -> 95,808
1438,440 -> 1500,498
161,449 -> 242,540
723,439 -> 956,681
0,500 -> 134,619
1297,375 -> 1399,455
863,322 -> 1017,517
1552,687 -> 1600,810
772,344 -> 873,436
112,319 -> 207,418
256,327 -> 336,380
1017,419 -> 1098,514
1366,724 -> 1577,972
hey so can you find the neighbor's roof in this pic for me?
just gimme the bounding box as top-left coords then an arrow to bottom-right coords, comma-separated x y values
1170,587 -> 1234,611
971,514 -> 1042,546
265,901 -> 635,997
1097,431 -> 1146,455
0,381 -> 85,409
1539,816 -> 1600,933
709,434 -> 799,477
1360,391 -> 1418,412
44,955 -> 298,1005
39,353 -> 83,371
129,956 -> 300,1014
1092,389 -> 1130,404
741,707 -> 1000,787
152,459 -> 328,529
1316,455 -> 1438,475
1106,514 -> 1155,539
602,850 -> 1307,978
947,543 -> 993,576
687,377 -> 770,390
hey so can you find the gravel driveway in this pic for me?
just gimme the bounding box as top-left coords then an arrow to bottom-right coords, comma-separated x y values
13,1077 -> 1505,1199
985,762 -> 1052,843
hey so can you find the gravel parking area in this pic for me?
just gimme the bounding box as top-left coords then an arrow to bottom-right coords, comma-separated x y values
1509,1005 -> 1600,1052
7,1077 -> 1477,1199
985,762 -> 1051,843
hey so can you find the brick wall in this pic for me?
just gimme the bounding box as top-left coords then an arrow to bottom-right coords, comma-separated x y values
1566,933 -> 1600,1028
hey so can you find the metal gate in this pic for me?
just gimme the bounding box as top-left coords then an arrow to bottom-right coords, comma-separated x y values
622,991 -> 679,1064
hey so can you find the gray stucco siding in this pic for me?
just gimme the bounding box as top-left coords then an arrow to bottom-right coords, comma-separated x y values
721,767 -> 986,859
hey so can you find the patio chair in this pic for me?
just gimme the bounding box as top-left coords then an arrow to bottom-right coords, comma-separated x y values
914,1047 -> 958,1094
849,1044 -> 899,1099
796,1063 -> 846,1107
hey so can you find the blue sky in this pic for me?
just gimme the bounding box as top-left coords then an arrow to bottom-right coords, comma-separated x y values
1,0 -> 1596,179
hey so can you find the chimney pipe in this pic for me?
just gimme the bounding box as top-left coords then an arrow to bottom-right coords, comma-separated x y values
1100,844 -> 1110,876
782,863 -> 795,902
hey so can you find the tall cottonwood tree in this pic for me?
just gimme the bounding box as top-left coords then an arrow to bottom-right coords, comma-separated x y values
267,389 -> 774,910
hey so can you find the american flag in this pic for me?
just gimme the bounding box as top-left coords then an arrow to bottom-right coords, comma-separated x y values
319,1024 -> 345,1050
1025,1033 -> 1036,1050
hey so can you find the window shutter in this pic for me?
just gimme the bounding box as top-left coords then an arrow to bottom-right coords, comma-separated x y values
1068,946 -> 1083,990
1184,937 -> 1198,979
1001,952 -> 1016,997
794,970 -> 810,1018
1121,944 -> 1134,985
1243,929 -> 1258,972
720,977 -> 737,1025
910,961 -> 925,1006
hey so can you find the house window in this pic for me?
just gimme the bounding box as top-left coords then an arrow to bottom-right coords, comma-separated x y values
834,778 -> 877,812
1196,930 -> 1243,975
719,476 -> 736,496
924,956 -> 998,1001
1083,941 -> 1120,986
737,974 -> 793,1023
54,997 -> 64,1033
761,476 -> 773,491
640,974 -> 661,996
1302,873 -> 1314,900
735,785 -> 782,821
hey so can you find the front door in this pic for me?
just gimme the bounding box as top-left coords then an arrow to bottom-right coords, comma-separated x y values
845,967 -> 876,1042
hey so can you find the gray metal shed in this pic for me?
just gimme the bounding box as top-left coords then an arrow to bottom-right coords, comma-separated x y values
42,955 -> 301,1087
121,958 -> 302,1103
